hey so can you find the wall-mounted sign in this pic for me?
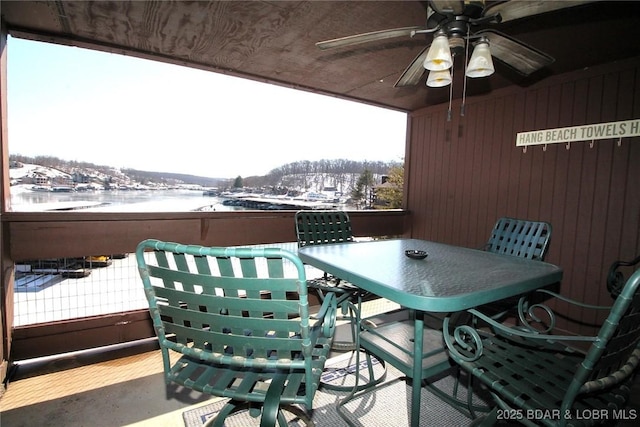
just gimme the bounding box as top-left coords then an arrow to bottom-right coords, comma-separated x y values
516,119 -> 640,147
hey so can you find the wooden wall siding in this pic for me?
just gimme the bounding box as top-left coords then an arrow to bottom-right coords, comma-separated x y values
406,57 -> 640,335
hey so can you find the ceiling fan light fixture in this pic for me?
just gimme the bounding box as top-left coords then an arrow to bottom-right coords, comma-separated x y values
423,32 -> 453,71
426,69 -> 452,87
466,38 -> 495,78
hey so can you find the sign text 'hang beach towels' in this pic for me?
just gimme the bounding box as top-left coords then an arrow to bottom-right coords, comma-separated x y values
516,119 -> 640,147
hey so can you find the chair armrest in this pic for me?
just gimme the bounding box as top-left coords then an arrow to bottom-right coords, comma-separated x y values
527,288 -> 612,310
607,255 -> 640,298
514,288 -> 612,333
310,291 -> 338,338
443,304 -> 602,363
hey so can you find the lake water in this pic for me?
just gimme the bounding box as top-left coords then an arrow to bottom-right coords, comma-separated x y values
10,186 -> 235,212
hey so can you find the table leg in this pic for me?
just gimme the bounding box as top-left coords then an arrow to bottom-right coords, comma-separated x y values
411,311 -> 424,427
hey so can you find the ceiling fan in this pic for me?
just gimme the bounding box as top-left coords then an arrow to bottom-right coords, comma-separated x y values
316,0 -> 599,88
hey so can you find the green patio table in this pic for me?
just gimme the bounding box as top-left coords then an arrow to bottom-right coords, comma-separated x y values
298,238 -> 563,427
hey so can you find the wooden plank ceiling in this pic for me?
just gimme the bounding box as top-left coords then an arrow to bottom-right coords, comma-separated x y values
2,1 -> 640,112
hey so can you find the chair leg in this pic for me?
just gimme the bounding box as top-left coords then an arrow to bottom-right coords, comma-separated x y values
363,351 -> 387,388
276,410 -> 289,427
332,292 -> 359,351
320,300 -> 387,392
319,349 -> 386,392
260,374 -> 288,427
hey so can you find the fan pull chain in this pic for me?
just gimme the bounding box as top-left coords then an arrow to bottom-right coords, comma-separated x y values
447,56 -> 454,122
461,27 -> 471,118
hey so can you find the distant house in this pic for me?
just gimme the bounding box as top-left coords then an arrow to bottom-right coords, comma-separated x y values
51,176 -> 74,187
373,178 -> 400,207
72,172 -> 91,184
31,174 -> 49,186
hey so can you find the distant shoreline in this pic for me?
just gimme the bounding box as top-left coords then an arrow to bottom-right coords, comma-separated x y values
10,185 -> 226,212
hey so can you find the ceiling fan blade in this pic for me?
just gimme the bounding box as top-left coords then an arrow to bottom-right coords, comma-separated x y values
429,0 -> 465,15
394,46 -> 430,87
316,26 -> 424,50
476,30 -> 554,76
483,0 -> 600,23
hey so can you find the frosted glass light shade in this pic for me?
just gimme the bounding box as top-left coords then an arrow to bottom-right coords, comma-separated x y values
426,69 -> 452,87
423,34 -> 453,71
466,41 -> 495,78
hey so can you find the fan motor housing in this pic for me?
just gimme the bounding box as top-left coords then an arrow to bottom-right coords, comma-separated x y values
444,18 -> 471,56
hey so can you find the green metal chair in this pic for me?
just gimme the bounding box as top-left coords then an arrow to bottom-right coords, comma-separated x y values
294,210 -> 365,350
294,210 -> 386,393
484,217 -> 552,261
479,217 -> 553,319
444,268 -> 640,426
136,239 -> 337,427
295,210 -> 354,248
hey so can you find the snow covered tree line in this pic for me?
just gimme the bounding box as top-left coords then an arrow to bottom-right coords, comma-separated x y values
243,159 -> 402,194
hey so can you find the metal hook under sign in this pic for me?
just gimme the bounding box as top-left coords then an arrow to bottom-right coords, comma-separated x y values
589,140 -> 594,148
566,142 -> 571,150
543,144 -> 547,152
618,138 -> 622,147
522,146 -> 527,153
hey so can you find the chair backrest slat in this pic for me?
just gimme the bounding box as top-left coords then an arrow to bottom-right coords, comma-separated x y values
485,217 -> 552,261
295,210 -> 354,247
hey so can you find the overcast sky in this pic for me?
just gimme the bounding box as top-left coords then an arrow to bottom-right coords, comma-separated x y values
7,37 -> 407,179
